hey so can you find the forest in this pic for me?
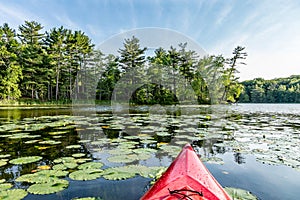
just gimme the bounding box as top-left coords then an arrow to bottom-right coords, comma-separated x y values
0,20 -> 247,105
239,76 -> 300,103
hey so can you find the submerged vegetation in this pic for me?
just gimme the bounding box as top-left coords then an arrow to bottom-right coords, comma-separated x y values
1,21 -> 246,105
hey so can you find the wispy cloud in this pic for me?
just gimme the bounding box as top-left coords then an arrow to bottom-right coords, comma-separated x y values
54,14 -> 81,30
0,2 -> 47,28
215,4 -> 233,26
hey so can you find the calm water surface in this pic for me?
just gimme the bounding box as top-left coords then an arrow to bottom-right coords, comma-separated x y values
0,104 -> 299,200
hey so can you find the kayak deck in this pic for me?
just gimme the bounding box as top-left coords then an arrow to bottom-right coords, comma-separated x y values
140,144 -> 231,200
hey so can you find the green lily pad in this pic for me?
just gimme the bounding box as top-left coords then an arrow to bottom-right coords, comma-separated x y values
27,179 -> 69,194
102,167 -> 136,180
69,169 -> 103,181
78,140 -> 91,143
36,170 -> 69,177
64,162 -> 78,169
72,153 -> 86,158
156,132 -> 172,137
224,187 -> 258,200
54,157 -> 76,164
9,156 -> 42,165
48,131 -> 68,135
0,189 -> 28,200
108,148 -> 133,155
39,140 -> 61,145
24,140 -> 40,144
66,145 -> 81,149
0,160 -> 7,167
8,133 -> 31,139
78,162 -> 104,170
52,164 -> 67,171
107,154 -> 138,163
76,158 -> 92,164
53,157 -> 79,168
0,154 -> 11,159
0,183 -> 12,191
16,170 -> 68,183
101,165 -> 165,181
133,148 -> 157,154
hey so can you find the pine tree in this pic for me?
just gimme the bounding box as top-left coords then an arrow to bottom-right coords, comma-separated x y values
18,21 -> 46,99
0,23 -> 22,100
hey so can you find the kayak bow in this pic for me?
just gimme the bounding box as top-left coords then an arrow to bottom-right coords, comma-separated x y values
141,143 -> 231,200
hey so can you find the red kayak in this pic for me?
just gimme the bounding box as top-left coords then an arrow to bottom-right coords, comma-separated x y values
141,143 -> 232,200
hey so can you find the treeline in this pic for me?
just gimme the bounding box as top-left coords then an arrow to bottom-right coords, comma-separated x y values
239,76 -> 300,103
97,37 -> 247,105
0,21 -> 246,104
0,21 -> 94,102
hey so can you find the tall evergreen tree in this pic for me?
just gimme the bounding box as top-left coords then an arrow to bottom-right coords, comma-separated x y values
0,23 -> 22,100
18,21 -> 46,99
45,26 -> 68,101
117,36 -> 147,102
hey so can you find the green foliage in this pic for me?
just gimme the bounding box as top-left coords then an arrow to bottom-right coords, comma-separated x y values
239,75 -> 300,103
0,23 -> 22,100
0,20 -> 246,105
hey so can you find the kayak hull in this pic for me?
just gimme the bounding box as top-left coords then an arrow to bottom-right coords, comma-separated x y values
140,144 -> 231,200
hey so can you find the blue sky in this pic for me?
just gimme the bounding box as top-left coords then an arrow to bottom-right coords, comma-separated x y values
0,0 -> 300,80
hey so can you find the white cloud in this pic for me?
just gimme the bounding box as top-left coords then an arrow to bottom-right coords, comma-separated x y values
215,4 -> 232,26
0,2 -> 48,29
55,14 -> 81,30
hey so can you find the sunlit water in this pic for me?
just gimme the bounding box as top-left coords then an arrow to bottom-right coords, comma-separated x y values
0,104 -> 299,200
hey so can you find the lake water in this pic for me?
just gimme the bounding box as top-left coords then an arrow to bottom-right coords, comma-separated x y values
0,104 -> 299,200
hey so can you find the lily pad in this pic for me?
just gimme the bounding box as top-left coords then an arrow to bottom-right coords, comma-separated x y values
0,189 -> 28,200
102,167 -> 136,180
107,154 -> 138,163
69,169 -> 103,181
16,170 -> 68,183
101,165 -> 166,180
78,162 -> 104,170
108,148 -> 133,155
27,179 -> 69,194
224,187 -> 257,200
72,153 -> 86,158
0,160 -> 7,167
0,154 -> 11,159
66,145 -> 81,149
24,140 -> 40,144
48,131 -> 68,135
9,156 -> 42,165
0,183 -> 12,191
39,140 -> 61,145
52,164 -> 67,171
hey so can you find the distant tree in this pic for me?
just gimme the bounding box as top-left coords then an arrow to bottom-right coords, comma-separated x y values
239,75 -> 300,103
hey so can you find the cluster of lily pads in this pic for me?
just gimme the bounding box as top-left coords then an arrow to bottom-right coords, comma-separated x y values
0,105 -> 299,199
78,106 -> 300,171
